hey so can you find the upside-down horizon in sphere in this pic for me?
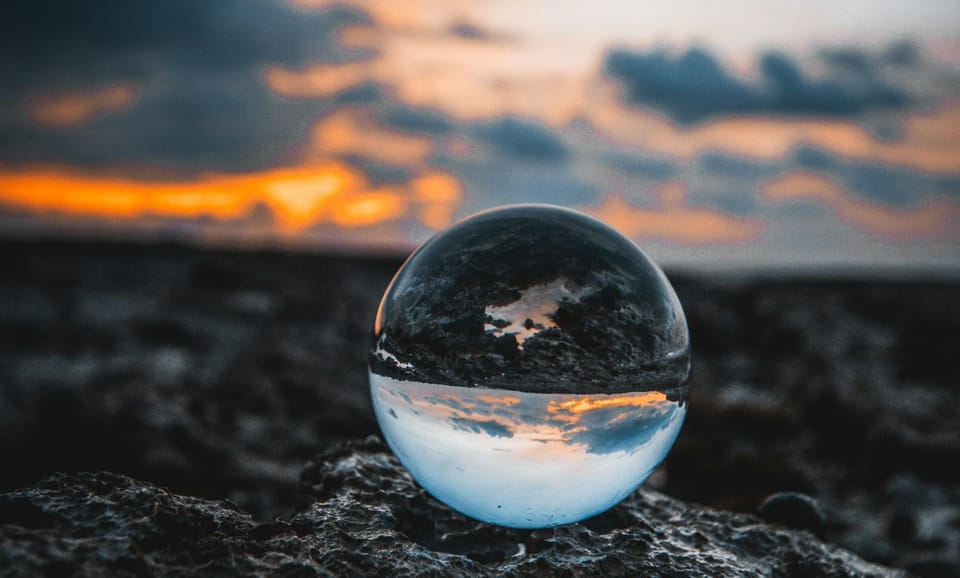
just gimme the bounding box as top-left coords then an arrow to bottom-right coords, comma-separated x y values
369,204 -> 691,529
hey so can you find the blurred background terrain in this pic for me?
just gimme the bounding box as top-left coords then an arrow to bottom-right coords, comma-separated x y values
1,1 -> 958,575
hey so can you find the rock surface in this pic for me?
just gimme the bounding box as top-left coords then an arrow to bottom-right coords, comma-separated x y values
1,238 -> 958,575
1,438 -> 903,577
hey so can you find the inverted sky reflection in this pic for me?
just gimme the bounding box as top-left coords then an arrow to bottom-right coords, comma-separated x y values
371,373 -> 686,527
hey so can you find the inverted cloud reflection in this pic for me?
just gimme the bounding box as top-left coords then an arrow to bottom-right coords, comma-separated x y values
376,377 -> 681,456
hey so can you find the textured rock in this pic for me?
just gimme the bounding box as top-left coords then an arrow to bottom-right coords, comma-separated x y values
0,438 -> 903,577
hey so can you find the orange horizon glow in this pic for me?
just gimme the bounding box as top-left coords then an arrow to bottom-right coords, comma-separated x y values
0,163 -> 462,233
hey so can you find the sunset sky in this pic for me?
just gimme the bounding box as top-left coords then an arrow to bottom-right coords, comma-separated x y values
1,0 -> 958,271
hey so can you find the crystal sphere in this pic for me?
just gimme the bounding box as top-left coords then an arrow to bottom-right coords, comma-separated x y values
369,204 -> 690,528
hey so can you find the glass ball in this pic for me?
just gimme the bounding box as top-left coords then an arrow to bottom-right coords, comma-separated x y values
369,204 -> 691,528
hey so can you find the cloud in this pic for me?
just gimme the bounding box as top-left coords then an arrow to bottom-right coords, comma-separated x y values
28,84 -> 140,127
583,185 -> 765,245
820,41 -> 920,73
568,404 -> 678,455
0,0 -> 372,173
306,108 -> 434,166
337,154 -> 411,185
448,22 -> 497,42
378,105 -> 454,136
883,40 -> 921,67
601,151 -> 677,181
686,146 -> 960,219
589,98 -> 960,173
761,171 -> 960,239
265,62 -> 372,99
604,45 -> 912,124
819,48 -> 874,76
471,117 -> 569,162
842,162 -> 956,208
788,146 -> 960,208
450,417 -> 514,438
1,0 -> 369,88
696,151 -> 778,179
447,161 -> 598,215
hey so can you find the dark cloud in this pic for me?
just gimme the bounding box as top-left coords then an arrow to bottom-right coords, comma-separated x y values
682,152 -> 775,216
605,45 -> 913,124
792,147 -> 838,170
686,186 -> 760,217
425,395 -> 474,415
819,48 -> 874,75
448,162 -> 598,210
1,0 -> 369,89
558,404 -> 679,455
329,82 -> 384,105
378,105 -> 454,136
448,22 -> 493,41
446,21 -> 514,43
696,151 -> 778,179
471,117 -> 569,162
883,40 -> 920,67
842,162 -> 960,208
602,152 -> 677,181
819,41 -> 921,80
336,154 -> 411,185
0,0 -> 372,173
450,417 -> 514,438
845,163 -> 920,206
791,146 -> 960,208
695,144 -> 960,212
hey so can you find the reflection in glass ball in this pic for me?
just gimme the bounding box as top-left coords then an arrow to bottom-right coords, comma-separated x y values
369,205 -> 691,529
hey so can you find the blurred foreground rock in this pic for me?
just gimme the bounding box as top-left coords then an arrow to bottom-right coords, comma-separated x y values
0,438 -> 903,577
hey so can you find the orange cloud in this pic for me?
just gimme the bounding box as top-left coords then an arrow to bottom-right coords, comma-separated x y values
266,12 -> 585,126
0,162 -> 463,234
330,189 -> 407,226
475,394 -> 522,406
307,109 -> 434,166
582,184 -> 765,245
411,172 -> 461,229
761,171 -> 960,239
265,62 -> 369,98
547,392 -> 667,416
29,84 -> 139,127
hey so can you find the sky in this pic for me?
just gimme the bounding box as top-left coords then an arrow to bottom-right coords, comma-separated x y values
1,0 -> 958,271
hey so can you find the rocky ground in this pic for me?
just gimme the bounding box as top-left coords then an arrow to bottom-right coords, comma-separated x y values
0,238 -> 957,576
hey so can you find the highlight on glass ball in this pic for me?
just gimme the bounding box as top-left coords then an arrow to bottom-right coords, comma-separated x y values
368,204 -> 691,529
